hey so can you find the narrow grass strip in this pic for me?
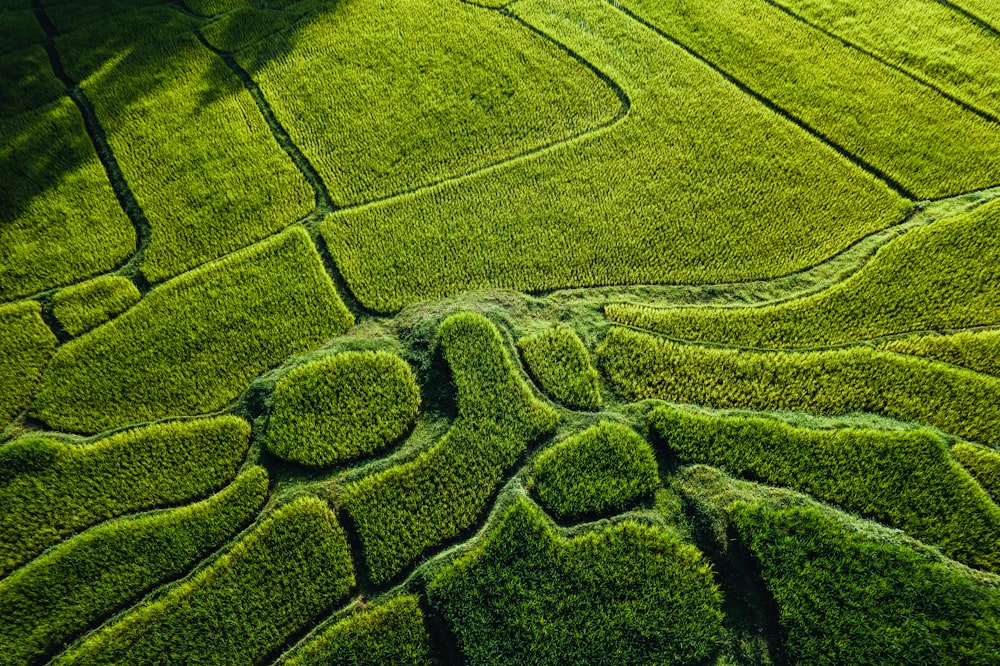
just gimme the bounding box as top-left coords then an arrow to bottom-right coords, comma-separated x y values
0,466 -> 268,666
0,415 -> 250,577
878,329 -> 1000,377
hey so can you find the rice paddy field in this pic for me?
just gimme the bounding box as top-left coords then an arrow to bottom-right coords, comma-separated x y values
3,0 -> 1000,663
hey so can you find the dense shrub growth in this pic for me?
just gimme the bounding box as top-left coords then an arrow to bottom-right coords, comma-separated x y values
0,301 -> 57,425
55,497 -> 355,666
518,326 -> 602,410
31,228 -> 353,433
599,327 -> 1000,447
53,275 -> 141,336
0,467 -> 268,666
284,595 -> 434,666
341,312 -> 558,584
428,497 -> 724,666
953,442 -> 1000,503
533,421 -> 658,520
619,0 -> 1000,198
651,405 -> 1000,570
608,198 -> 1000,347
322,0 -> 907,313
879,329 -> 1000,377
266,351 -> 420,467
0,416 -> 250,576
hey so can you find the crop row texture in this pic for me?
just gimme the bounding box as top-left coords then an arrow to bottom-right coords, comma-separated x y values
0,301 -> 57,426
53,275 -> 141,337
518,326 -> 602,410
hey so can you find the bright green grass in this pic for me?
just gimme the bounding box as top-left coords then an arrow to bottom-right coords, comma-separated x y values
31,227 -> 353,434
53,275 -> 141,336
773,0 -> 1000,118
0,415 -> 250,577
680,466 -> 1000,665
518,326 -> 602,410
0,301 -> 57,425
52,4 -> 313,283
607,198 -> 1000,347
266,351 -> 420,468
341,312 -> 558,585
599,327 -> 1000,447
0,466 -> 268,666
283,595 -> 434,666
953,443 -> 1000,503
878,329 -> 1000,376
321,0 -> 908,313
533,421 -> 658,520
237,0 -> 620,206
951,0 -> 1000,31
1,98 -> 136,301
619,0 -> 1000,198
651,405 -> 1000,571
200,4 -> 301,52
55,496 -> 355,666
427,496 -> 724,666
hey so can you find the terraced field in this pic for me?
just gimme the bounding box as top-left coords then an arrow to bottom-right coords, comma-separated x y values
3,0 -> 1000,663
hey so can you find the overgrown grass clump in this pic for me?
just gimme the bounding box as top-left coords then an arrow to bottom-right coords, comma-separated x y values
0,415 -> 250,577
953,442 -> 1000,502
533,421 -> 658,520
55,496 -> 355,666
681,466 -> 1000,665
266,351 -> 420,467
323,0 -> 908,313
651,405 -> 1000,570
599,327 -> 1000,447
0,467 -> 268,666
427,496 -> 724,666
284,595 -> 434,666
341,312 -> 558,584
608,197 -> 1000,347
518,326 -> 602,410
53,275 -> 141,336
32,227 -> 353,433
0,301 -> 57,425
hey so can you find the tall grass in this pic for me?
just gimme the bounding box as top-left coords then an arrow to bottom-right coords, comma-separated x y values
32,227 -> 353,433
0,467 -> 268,666
341,312 -> 558,584
953,443 -> 1000,503
55,496 -> 355,666
321,0 -> 908,313
518,326 -> 602,410
427,496 -> 724,665
53,275 -> 141,336
0,301 -> 57,425
608,198 -> 1000,347
878,329 -> 1000,377
0,415 -> 251,577
266,351 -> 420,468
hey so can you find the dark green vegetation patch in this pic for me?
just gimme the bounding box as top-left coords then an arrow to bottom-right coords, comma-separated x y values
266,351 -> 420,468
428,497 -> 724,666
518,326 -> 602,410
533,421 -> 658,520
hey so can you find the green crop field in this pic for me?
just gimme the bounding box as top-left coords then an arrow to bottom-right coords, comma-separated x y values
3,0 -> 1000,662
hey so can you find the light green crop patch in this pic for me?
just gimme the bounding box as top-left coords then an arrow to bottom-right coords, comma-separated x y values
0,300 -> 57,425
879,329 -> 1000,378
55,496 -> 355,666
652,405 -> 1000,571
533,421 -> 658,520
53,275 -> 141,336
608,198 -> 1000,348
0,415 -> 251,577
428,496 -> 724,666
31,227 -> 353,433
518,326 -> 602,410
953,442 -> 1000,504
341,312 -> 558,585
322,0 -> 909,313
0,466 -> 268,666
679,467 -> 1000,665
284,595 -> 434,666
266,350 -> 421,467
52,5 -> 313,283
599,327 -> 1000,448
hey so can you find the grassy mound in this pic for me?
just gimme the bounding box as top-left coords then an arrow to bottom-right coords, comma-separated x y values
518,326 -> 602,410
266,351 -> 420,468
